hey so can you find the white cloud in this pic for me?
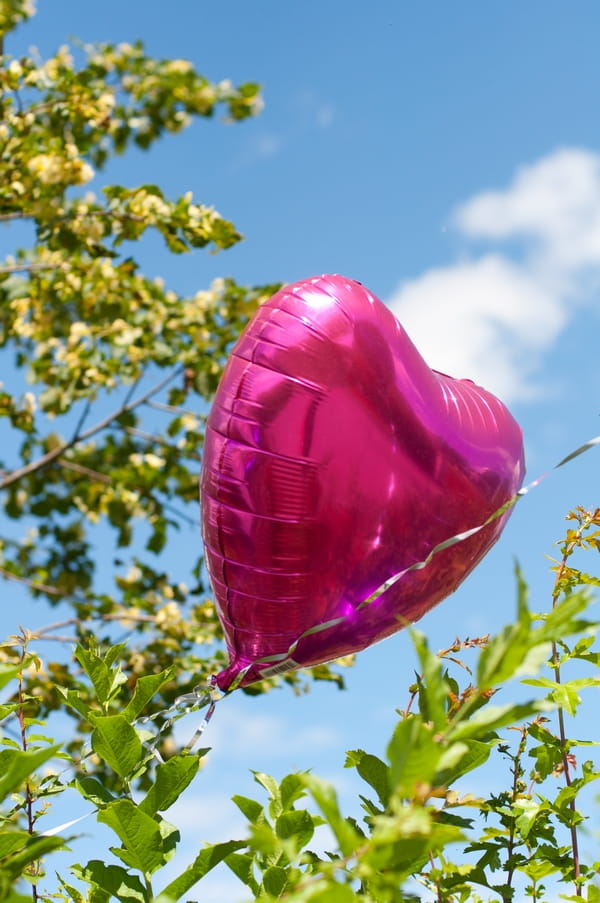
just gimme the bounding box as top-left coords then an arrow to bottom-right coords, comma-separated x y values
255,133 -> 284,159
316,103 -> 334,128
455,148 -> 600,272
387,148 -> 600,402
387,255 -> 565,401
173,700 -> 339,767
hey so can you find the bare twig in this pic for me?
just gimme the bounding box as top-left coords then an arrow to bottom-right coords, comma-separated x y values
69,400 -> 92,443
146,398 -> 206,419
0,366 -> 183,490
0,262 -> 63,275
0,211 -> 31,222
30,634 -> 78,643
0,565 -> 62,597
58,458 -> 110,483
121,424 -> 202,461
34,612 -> 156,637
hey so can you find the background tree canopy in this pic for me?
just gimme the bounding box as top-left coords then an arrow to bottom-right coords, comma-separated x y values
0,0 -> 347,732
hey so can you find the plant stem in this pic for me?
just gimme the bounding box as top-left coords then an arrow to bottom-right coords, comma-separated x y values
505,726 -> 527,892
17,643 -> 39,903
549,513 -> 593,897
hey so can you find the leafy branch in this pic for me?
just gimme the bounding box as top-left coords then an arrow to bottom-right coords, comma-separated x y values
0,366 -> 183,490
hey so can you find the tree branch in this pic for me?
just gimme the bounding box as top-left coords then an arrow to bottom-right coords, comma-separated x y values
0,566 -> 63,597
0,212 -> 32,222
0,366 -> 183,490
0,262 -> 63,275
121,424 -> 202,461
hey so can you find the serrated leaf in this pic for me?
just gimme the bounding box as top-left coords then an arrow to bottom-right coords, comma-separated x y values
138,754 -> 201,816
71,860 -> 148,903
279,773 -> 307,810
0,663 -> 22,693
302,774 -> 360,857
263,864 -> 288,896
0,832 -> 32,860
276,809 -> 315,851
90,715 -> 143,777
224,851 -> 260,894
412,629 -> 448,730
75,776 -> 117,808
2,834 -> 70,879
155,839 -> 246,903
253,771 -> 282,816
97,800 -> 166,876
0,745 -> 59,803
75,644 -> 127,705
435,739 -> 492,786
386,717 -> 442,797
447,700 -> 553,742
587,884 -> 600,903
345,749 -> 390,807
59,688 -> 92,721
232,794 -> 264,825
57,876 -> 86,903
121,668 -> 174,723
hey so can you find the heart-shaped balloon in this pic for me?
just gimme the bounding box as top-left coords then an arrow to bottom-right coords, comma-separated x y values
201,275 -> 525,691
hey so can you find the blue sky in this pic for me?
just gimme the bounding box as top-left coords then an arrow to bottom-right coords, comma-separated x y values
3,2 -> 600,900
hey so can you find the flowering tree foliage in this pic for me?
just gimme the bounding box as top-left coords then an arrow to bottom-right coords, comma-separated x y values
0,0 -> 348,734
2,5 -> 600,903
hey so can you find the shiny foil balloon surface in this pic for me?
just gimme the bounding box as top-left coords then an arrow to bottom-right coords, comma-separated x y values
201,275 -> 525,691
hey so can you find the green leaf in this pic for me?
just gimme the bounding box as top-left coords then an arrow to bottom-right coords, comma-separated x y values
294,880 -> 359,902
386,717 -> 442,796
412,629 -> 448,730
90,715 -> 143,777
121,668 -> 174,722
263,865 -> 288,896
225,851 -> 260,894
97,800 -> 166,876
155,839 -> 246,903
71,860 -> 148,903
279,773 -> 308,811
74,776 -> 117,808
302,774 -> 361,857
59,688 -> 93,721
276,809 -> 315,851
57,877 -> 86,903
587,884 -> 600,903
0,889 -> 34,903
513,797 -> 548,840
537,590 -> 595,643
345,749 -> 390,807
476,574 -> 544,688
0,832 -> 32,861
435,739 -> 492,786
0,745 -> 59,803
0,663 -> 22,693
253,771 -> 282,817
75,642 -> 128,706
138,754 -> 201,816
2,834 -> 70,879
446,700 -> 553,742
232,794 -> 265,825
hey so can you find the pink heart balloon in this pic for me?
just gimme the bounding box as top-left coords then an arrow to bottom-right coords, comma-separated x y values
201,275 -> 525,691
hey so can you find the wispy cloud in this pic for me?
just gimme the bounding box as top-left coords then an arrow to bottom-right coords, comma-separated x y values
233,92 -> 334,170
387,148 -> 600,402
